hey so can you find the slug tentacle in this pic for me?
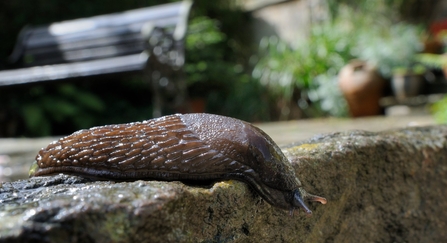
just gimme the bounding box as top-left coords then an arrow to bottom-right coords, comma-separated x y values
30,113 -> 326,215
306,193 -> 328,205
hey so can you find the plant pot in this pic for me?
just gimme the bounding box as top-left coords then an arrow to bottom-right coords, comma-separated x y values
391,72 -> 425,102
338,60 -> 386,117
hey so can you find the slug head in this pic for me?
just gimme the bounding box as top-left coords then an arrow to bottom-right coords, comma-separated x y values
244,124 -> 327,214
292,189 -> 312,214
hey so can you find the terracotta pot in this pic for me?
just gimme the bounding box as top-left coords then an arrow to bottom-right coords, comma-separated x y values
338,60 -> 386,117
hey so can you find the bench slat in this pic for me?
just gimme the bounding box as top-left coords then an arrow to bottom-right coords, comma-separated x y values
24,41 -> 147,66
25,17 -> 179,49
0,53 -> 149,86
8,1 -> 188,67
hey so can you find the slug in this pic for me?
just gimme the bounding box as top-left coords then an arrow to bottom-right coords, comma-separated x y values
29,113 -> 326,214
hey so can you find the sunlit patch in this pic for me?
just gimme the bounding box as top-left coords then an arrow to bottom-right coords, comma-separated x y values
296,143 -> 320,151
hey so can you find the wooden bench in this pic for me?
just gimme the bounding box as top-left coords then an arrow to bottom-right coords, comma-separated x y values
0,1 -> 192,117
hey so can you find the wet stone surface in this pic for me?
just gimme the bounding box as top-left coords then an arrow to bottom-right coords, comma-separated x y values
1,125 -> 447,242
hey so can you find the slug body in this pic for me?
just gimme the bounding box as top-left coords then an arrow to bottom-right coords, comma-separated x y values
30,113 -> 326,214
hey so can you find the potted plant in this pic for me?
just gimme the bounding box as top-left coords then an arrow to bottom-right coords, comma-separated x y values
348,22 -> 425,107
391,64 -> 427,101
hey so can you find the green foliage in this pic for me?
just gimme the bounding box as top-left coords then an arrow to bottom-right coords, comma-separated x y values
185,4 -> 270,121
2,76 -> 157,137
253,17 -> 355,118
353,21 -> 423,78
416,53 -> 447,69
255,20 -> 355,90
8,84 -> 105,136
252,4 -> 424,119
185,16 -> 228,89
431,96 -> 447,124
307,73 -> 349,117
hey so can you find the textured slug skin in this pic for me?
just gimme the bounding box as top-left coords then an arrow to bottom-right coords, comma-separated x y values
30,113 -> 326,213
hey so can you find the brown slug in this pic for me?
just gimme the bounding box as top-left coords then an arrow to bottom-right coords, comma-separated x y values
29,113 -> 326,214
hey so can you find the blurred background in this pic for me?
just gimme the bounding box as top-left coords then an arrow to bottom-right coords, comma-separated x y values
1,0 -> 447,138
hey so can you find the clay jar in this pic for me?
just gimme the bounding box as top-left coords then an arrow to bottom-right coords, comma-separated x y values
339,60 -> 386,117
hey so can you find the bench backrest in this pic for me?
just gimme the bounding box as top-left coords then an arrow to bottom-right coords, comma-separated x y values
8,1 -> 192,68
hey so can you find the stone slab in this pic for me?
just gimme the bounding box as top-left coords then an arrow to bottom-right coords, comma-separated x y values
1,125 -> 446,242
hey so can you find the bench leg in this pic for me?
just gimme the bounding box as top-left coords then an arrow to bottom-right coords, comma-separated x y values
145,59 -> 188,118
